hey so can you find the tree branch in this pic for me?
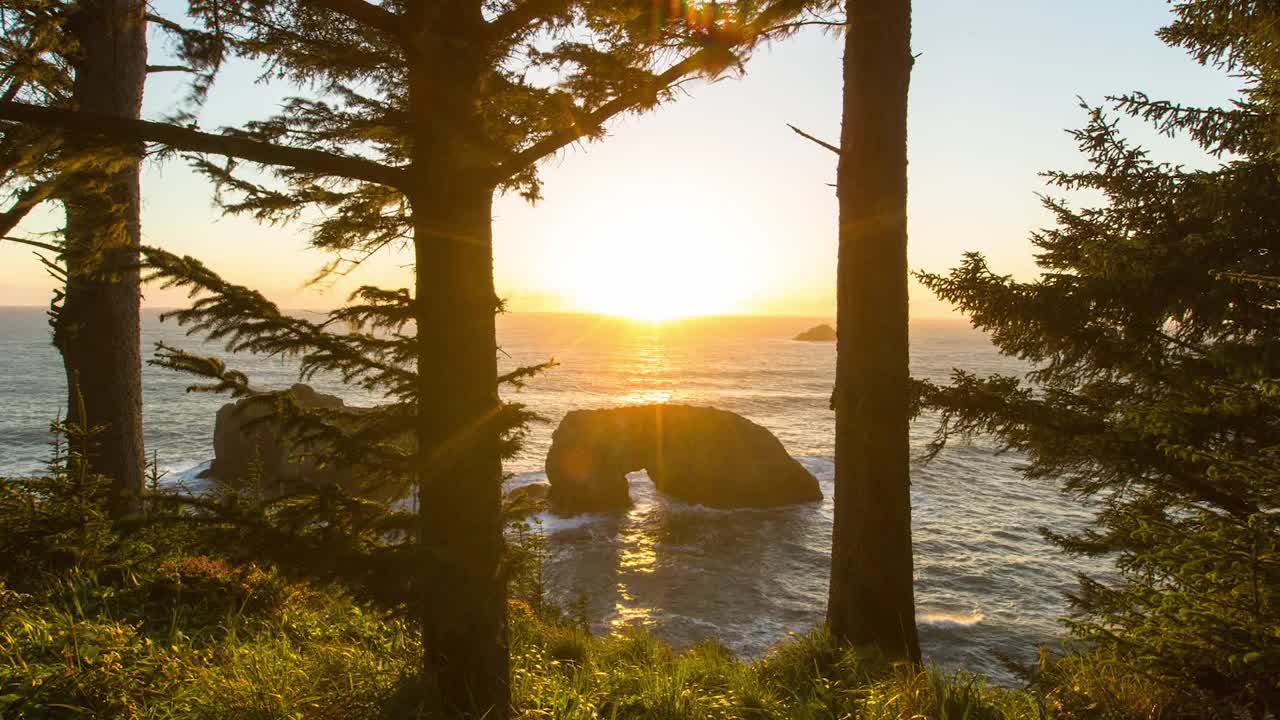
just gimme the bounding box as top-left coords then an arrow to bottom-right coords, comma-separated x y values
2,235 -> 60,253
485,0 -> 568,45
145,12 -> 192,35
0,75 -> 24,104
491,47 -> 714,181
297,0 -> 402,40
0,101 -> 407,188
146,64 -> 194,74
760,19 -> 846,36
0,178 -> 57,237
0,36 -> 40,104
787,123 -> 839,155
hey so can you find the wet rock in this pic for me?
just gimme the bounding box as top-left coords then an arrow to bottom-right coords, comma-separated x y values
504,482 -> 551,520
546,404 -> 821,514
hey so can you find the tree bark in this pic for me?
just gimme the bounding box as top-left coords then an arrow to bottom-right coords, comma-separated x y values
826,0 -> 921,663
407,23 -> 510,713
411,180 -> 509,718
53,0 -> 148,518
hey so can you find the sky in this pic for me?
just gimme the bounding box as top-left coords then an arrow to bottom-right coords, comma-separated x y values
0,0 -> 1243,318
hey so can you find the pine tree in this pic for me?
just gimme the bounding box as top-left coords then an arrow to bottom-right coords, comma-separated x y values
1,0 -> 223,517
54,0 -> 149,518
1,2 -> 819,714
915,0 -> 1280,712
826,0 -> 920,663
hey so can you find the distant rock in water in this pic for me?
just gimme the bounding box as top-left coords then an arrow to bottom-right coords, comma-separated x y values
206,383 -> 409,502
545,404 -> 821,514
504,482 -> 550,520
793,324 -> 837,342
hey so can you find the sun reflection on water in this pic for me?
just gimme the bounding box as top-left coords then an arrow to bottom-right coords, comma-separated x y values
615,330 -> 679,406
609,499 -> 659,632
619,387 -> 673,405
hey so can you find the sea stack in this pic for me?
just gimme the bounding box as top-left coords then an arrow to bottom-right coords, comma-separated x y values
545,404 -> 821,514
793,324 -> 837,341
206,383 -> 410,502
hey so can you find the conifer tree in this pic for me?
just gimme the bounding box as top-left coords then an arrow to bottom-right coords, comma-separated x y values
1,0 -> 222,517
826,0 -> 920,663
55,0 -> 149,517
1,2 -> 816,714
916,0 -> 1280,712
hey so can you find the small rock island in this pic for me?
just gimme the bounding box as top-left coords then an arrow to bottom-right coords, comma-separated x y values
793,323 -> 837,341
206,383 -> 410,501
545,404 -> 821,514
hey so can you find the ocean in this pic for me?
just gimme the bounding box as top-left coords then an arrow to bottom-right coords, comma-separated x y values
0,307 -> 1098,682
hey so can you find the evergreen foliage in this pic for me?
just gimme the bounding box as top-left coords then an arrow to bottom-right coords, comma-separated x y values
1,0 -> 229,515
0,0 -> 226,306
0,0 -> 831,712
133,245 -> 550,615
1,426 -> 1053,719
915,1 -> 1280,713
0,418 -> 124,587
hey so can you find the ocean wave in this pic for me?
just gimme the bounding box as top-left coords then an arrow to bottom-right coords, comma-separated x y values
919,611 -> 985,628
532,510 -> 612,534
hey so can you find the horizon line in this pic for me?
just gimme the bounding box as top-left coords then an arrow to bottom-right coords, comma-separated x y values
0,304 -> 967,322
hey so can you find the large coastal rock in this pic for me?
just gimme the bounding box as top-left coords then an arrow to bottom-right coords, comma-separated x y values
546,404 -> 821,514
793,324 -> 837,342
207,384 -> 406,501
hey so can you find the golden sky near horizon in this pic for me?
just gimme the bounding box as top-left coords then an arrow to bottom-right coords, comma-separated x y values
0,1 -> 1240,320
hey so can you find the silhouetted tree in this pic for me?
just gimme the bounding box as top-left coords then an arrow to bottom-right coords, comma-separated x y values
0,2 -> 815,714
0,0 -> 222,517
54,0 -> 149,517
916,1 -> 1280,712
826,0 -> 921,663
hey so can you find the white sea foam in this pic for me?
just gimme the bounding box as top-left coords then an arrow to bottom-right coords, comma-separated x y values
919,611 -> 986,628
533,510 -> 610,533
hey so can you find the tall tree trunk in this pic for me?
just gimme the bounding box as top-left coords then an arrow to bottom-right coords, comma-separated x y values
411,178 -> 509,718
405,11 -> 510,713
826,0 -> 921,663
54,0 -> 148,517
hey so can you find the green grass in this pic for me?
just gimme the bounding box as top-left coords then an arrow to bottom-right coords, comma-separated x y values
1,561 -> 1161,719
0,561 -> 416,719
507,602 -> 1047,720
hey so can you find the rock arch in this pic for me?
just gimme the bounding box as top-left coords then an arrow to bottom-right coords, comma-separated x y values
545,404 -> 821,514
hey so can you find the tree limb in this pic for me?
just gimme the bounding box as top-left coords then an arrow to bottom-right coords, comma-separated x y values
0,76 -> 24,104
0,35 -> 40,104
760,19 -> 846,36
787,123 -> 839,155
144,12 -> 185,32
146,64 -> 194,74
0,101 -> 407,188
0,178 -> 57,237
298,0 -> 403,40
485,0 -> 569,45
2,235 -> 60,253
491,47 -> 714,181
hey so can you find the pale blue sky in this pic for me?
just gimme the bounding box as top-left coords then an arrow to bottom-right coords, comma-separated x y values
0,1 -> 1240,316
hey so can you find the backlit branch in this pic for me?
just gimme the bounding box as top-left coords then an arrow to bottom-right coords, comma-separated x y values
491,47 -> 715,181
1,234 -> 60,253
0,178 -> 57,237
0,101 -> 407,188
297,0 -> 403,41
787,123 -> 839,154
485,0 -> 570,45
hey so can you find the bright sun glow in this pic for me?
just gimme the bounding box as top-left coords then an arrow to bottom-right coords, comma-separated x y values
557,195 -> 768,321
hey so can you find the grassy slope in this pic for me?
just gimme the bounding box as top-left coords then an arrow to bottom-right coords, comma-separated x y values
1,558 -> 1061,720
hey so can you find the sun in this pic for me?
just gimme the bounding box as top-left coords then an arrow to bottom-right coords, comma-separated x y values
559,200 -> 765,321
